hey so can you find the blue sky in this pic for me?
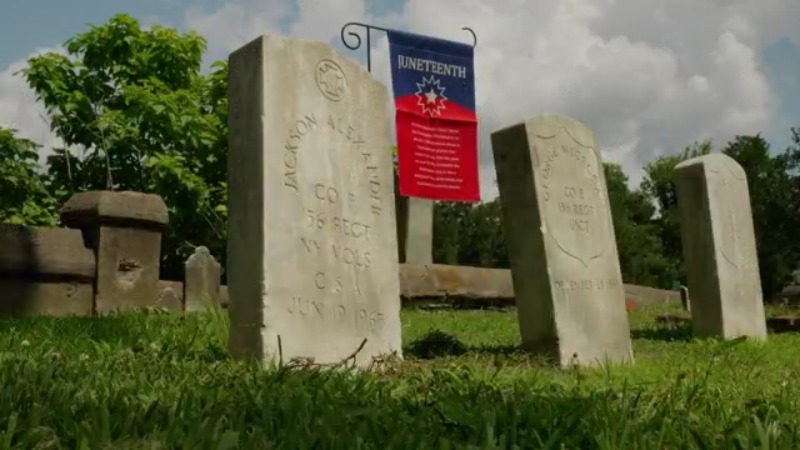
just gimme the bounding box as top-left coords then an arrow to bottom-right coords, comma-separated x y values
1,0 -> 798,195
0,0 -> 404,67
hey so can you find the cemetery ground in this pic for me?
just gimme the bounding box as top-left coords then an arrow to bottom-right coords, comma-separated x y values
2,303 -> 800,449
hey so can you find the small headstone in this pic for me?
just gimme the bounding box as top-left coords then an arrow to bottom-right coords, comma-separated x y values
226,34 -> 402,368
184,246 -> 222,312
674,153 -> 767,339
679,286 -> 691,313
491,113 -> 633,367
155,287 -> 182,312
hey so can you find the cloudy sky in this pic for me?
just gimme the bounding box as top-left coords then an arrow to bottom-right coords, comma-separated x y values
1,0 -> 799,199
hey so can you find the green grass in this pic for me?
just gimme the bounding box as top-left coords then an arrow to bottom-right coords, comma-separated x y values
3,302 -> 800,448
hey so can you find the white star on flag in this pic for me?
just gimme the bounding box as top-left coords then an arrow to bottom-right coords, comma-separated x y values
415,75 -> 448,116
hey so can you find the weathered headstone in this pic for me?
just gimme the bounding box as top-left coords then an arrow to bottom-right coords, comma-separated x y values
184,246 -> 221,312
226,34 -> 402,368
155,286 -> 182,312
490,113 -> 633,367
674,153 -> 767,339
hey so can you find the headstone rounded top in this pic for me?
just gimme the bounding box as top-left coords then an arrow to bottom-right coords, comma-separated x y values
59,190 -> 169,230
675,152 -> 741,171
525,113 -> 599,148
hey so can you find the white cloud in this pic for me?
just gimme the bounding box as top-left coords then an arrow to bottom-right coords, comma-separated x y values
0,47 -> 67,164
184,0 -> 293,63
1,0 -> 796,201
185,0 -> 785,198
365,0 -> 788,197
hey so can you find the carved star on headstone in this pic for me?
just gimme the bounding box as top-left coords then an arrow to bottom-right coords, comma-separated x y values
319,67 -> 345,97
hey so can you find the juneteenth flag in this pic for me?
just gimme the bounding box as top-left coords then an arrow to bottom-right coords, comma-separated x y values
387,30 -> 480,202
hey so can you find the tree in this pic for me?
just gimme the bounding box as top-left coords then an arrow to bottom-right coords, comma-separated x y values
0,127 -> 58,226
638,140 -> 713,287
723,134 -> 799,298
604,163 -> 675,288
19,14 -> 228,279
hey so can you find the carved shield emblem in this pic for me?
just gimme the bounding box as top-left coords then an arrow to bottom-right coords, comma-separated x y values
534,127 -> 610,267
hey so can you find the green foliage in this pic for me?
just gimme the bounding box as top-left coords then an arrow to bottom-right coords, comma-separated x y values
19,14 -> 228,279
3,306 -> 800,447
604,163 -> 675,288
723,134 -> 800,298
433,199 -> 508,268
0,127 -> 57,226
638,140 -> 713,287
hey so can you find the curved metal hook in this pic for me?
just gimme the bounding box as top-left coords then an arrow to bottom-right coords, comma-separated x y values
340,22 -> 478,72
462,27 -> 477,48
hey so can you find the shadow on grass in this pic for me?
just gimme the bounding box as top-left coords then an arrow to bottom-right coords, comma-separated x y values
404,329 -> 523,360
630,325 -> 694,342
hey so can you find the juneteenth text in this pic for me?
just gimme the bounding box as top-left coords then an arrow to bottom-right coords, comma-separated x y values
396,55 -> 467,79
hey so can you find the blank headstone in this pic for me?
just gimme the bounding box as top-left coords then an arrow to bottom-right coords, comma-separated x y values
394,188 -> 434,264
155,287 -> 182,312
674,153 -> 767,339
184,246 -> 221,312
226,34 -> 402,368
491,113 -> 634,367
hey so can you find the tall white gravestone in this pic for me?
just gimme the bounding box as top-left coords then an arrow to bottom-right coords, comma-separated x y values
226,34 -> 403,367
674,153 -> 767,339
490,113 -> 634,367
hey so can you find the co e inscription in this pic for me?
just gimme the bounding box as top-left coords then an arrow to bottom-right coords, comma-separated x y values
554,185 -> 596,233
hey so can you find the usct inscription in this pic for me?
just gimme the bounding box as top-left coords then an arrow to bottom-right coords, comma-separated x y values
536,128 -> 610,267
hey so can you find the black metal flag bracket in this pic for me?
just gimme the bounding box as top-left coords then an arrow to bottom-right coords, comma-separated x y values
339,22 -> 477,72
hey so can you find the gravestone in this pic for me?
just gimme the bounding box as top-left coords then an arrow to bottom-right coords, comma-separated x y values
679,286 -> 691,313
490,113 -> 633,367
674,153 -> 767,339
155,286 -> 182,312
226,34 -> 402,368
184,246 -> 221,312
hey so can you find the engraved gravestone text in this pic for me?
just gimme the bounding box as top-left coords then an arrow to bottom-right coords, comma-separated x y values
535,127 -> 609,267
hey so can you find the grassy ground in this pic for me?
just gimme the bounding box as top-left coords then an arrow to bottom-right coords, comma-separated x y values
2,302 -> 800,448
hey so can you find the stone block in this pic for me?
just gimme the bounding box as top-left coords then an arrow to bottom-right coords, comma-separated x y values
394,173 -> 434,264
0,224 -> 94,316
60,190 -> 168,314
